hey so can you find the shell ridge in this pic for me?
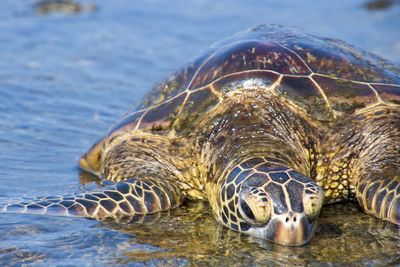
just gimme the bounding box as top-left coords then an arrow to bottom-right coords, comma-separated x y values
113,70 -> 400,132
272,41 -> 314,74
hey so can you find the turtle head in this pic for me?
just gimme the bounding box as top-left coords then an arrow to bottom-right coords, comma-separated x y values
222,166 -> 323,246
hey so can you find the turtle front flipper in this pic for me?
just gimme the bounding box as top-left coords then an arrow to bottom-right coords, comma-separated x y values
356,174 -> 400,225
351,109 -> 400,225
2,131 -> 194,219
0,177 -> 182,218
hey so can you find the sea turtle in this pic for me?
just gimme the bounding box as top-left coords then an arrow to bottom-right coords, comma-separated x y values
2,25 -> 400,246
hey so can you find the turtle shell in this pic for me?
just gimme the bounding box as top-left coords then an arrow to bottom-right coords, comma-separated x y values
109,24 -> 400,136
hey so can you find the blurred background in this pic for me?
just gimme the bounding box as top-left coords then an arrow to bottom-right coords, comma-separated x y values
0,0 -> 399,266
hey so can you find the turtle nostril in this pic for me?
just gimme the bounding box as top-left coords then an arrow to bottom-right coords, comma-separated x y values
284,215 -> 298,223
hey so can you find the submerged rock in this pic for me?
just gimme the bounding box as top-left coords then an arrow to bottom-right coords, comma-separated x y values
34,0 -> 97,15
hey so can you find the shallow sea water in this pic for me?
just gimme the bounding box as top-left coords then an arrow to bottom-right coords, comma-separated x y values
0,0 -> 399,266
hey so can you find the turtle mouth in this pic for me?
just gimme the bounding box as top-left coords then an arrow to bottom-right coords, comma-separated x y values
251,213 -> 316,246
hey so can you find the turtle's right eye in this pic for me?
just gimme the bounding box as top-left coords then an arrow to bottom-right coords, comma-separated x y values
239,190 -> 271,225
241,200 -> 256,221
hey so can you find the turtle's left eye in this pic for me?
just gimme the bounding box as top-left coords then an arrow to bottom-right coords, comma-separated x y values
303,186 -> 324,219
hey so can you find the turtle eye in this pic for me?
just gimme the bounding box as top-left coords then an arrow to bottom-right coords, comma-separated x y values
241,200 -> 256,221
303,186 -> 324,219
239,195 -> 271,225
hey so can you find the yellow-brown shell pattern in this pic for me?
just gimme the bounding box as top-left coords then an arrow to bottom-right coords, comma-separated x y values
108,24 -> 400,136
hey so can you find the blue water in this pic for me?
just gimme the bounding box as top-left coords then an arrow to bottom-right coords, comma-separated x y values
0,0 -> 399,266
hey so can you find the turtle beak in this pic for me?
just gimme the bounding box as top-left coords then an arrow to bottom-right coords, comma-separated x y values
262,212 -> 315,246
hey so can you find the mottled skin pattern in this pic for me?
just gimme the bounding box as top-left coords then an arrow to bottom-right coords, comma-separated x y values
1,25 -> 400,246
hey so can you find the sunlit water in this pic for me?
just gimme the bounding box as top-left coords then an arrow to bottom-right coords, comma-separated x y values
0,0 -> 399,266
